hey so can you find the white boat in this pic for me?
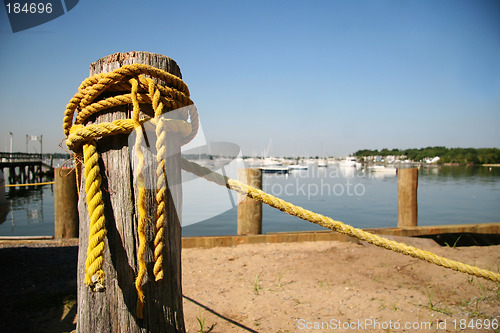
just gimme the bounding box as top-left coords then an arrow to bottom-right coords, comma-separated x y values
368,165 -> 397,173
261,157 -> 282,166
288,165 -> 308,171
260,166 -> 289,174
317,159 -> 328,167
339,157 -> 358,167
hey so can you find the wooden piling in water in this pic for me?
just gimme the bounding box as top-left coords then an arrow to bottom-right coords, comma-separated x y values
54,167 -> 78,238
237,168 -> 263,235
398,168 -> 418,228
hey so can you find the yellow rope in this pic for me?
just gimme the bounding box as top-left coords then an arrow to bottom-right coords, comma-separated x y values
63,63 -> 198,316
63,64 -> 191,137
151,77 -> 166,282
5,181 -> 55,187
66,118 -> 191,152
83,141 -> 106,289
131,78 -> 147,319
180,159 -> 500,284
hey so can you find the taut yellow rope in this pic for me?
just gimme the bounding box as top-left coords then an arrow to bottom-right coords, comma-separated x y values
180,159 -> 500,283
4,181 -> 55,187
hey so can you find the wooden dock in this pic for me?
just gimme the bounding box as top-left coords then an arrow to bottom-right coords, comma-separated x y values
2,223 -> 499,248
0,152 -> 51,184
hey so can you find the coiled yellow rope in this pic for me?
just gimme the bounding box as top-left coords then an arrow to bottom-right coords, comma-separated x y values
63,63 -> 198,318
63,64 -> 192,138
180,159 -> 500,284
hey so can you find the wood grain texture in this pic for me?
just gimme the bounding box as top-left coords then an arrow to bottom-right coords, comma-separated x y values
54,167 -> 79,238
398,168 -> 418,228
237,168 -> 262,235
77,52 -> 185,332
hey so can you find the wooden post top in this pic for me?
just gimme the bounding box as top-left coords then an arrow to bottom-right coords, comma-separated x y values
90,51 -> 182,78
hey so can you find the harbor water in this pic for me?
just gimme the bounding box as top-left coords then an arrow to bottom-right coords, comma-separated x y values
1,165 -> 499,237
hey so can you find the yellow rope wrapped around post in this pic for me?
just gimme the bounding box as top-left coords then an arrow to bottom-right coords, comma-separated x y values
63,64 -> 198,317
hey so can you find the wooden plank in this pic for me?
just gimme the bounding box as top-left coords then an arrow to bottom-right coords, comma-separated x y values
180,223 -> 500,249
0,236 -> 54,240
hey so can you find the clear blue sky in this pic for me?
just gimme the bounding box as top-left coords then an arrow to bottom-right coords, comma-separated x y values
1,0 -> 499,157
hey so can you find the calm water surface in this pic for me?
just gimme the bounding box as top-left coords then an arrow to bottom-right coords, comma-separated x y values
184,165 -> 500,236
1,165 -> 499,237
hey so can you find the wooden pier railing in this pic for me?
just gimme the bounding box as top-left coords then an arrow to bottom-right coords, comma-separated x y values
0,153 -> 44,185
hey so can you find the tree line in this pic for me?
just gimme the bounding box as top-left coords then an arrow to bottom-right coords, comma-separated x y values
354,146 -> 500,164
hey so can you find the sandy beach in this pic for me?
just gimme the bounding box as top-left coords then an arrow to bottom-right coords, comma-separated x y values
0,236 -> 499,332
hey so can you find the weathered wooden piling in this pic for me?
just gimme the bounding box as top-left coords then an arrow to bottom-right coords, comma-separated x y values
237,168 -> 262,235
76,52 -> 185,332
398,168 -> 418,228
54,167 -> 78,238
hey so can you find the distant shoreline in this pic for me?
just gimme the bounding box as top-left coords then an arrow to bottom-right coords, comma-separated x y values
482,164 -> 500,167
